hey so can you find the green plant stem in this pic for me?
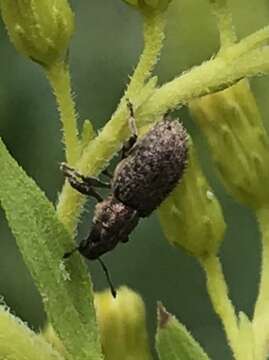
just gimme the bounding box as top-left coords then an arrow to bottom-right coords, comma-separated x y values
253,207 -> 269,360
128,9 -> 165,97
46,61 -> 80,165
200,255 -> 240,359
57,10 -> 166,234
140,28 -> 269,120
209,0 -> 236,49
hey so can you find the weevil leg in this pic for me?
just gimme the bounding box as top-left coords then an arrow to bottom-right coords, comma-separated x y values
127,99 -> 138,140
61,163 -> 110,188
60,163 -> 106,202
101,167 -> 113,179
67,176 -> 104,202
121,99 -> 138,159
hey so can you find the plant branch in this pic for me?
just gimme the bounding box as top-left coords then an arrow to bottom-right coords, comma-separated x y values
128,10 -> 166,97
46,61 -> 80,165
253,207 -> 269,360
200,255 -> 240,359
139,35 -> 269,120
209,0 -> 237,50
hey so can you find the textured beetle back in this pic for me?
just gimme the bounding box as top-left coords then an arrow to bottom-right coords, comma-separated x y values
112,119 -> 188,217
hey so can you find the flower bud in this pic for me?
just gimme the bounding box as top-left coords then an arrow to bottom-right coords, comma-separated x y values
189,80 -> 269,210
158,139 -> 226,258
94,286 -> 152,360
1,0 -> 74,67
123,0 -> 172,12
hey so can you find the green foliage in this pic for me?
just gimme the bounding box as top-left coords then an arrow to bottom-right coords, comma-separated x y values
0,306 -> 65,360
0,138 -> 102,360
156,304 -> 211,360
1,0 -> 269,359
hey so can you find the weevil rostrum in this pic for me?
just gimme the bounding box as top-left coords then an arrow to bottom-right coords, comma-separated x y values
62,103 -> 188,294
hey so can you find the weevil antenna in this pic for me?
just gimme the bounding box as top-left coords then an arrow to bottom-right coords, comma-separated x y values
63,247 -> 79,259
97,257 -> 117,298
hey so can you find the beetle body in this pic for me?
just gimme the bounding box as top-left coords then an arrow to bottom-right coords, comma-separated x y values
62,116 -> 188,260
112,120 -> 187,216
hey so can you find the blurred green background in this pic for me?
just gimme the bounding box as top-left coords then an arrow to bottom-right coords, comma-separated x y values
1,0 -> 269,359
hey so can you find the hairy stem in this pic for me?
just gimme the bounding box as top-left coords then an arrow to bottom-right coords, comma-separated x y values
200,255 -> 240,359
46,61 -> 80,165
139,30 -> 269,120
128,10 -> 165,97
209,0 -> 236,50
253,207 -> 269,360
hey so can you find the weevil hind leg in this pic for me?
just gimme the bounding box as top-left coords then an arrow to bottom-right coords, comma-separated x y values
101,167 -> 113,179
127,99 -> 138,139
60,163 -> 107,202
61,163 -> 110,188
121,99 -> 138,159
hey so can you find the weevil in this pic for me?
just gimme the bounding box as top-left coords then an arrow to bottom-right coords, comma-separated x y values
62,103 -> 188,295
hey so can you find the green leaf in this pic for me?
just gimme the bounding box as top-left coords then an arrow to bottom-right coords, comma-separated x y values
0,138 -> 103,360
156,303 -> 211,360
0,305 -> 64,360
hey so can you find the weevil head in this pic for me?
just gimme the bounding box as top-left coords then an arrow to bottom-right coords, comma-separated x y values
78,196 -> 139,260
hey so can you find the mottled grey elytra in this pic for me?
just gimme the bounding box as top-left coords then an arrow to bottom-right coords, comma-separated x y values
62,110 -> 188,261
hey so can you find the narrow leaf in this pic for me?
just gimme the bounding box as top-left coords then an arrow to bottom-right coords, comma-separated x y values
0,305 -> 64,360
0,138 -> 103,360
156,303 -> 211,360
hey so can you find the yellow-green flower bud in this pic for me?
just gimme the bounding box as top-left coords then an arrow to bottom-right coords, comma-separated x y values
1,0 -> 74,67
94,286 -> 152,360
189,79 -> 269,210
123,0 -> 172,12
158,139 -> 226,258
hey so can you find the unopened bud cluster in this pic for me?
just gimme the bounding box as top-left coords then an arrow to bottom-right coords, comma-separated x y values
190,80 -> 269,210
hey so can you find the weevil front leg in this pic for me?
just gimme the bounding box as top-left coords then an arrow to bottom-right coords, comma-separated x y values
61,163 -> 110,202
121,99 -> 138,159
